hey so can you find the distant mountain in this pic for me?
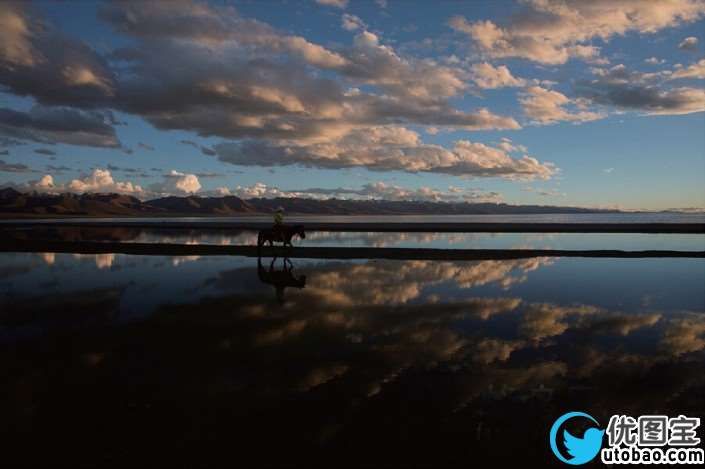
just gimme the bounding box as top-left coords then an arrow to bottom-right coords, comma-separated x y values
148,195 -> 257,214
247,197 -> 616,215
0,188 -> 620,217
0,188 -> 154,216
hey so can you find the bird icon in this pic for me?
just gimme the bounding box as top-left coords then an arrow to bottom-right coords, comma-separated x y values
563,427 -> 604,465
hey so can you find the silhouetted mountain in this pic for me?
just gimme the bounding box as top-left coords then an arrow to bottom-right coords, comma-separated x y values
0,189 -> 152,216
148,195 -> 257,214
0,189 -> 620,217
247,197 -> 614,215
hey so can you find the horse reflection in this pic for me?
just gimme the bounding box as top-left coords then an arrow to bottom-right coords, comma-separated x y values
257,256 -> 306,304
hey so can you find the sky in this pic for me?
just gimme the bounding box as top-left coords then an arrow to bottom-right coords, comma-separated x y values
0,0 -> 704,210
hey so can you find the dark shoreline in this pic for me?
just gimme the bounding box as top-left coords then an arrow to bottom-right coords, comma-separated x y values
1,239 -> 703,259
1,220 -> 704,233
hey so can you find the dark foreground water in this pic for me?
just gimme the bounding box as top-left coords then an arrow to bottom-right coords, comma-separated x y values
1,252 -> 704,467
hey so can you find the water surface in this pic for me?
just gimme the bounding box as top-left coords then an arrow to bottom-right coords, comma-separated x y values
1,251 -> 703,466
4,226 -> 705,251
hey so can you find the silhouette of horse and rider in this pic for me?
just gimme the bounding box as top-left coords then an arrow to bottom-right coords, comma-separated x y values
257,256 -> 306,304
257,207 -> 306,248
256,207 -> 307,303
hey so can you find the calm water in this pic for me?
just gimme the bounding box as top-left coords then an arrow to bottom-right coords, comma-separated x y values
2,212 -> 705,224
1,251 -> 704,467
4,226 -> 705,251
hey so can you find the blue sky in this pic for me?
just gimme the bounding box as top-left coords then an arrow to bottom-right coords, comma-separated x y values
1,0 -> 704,210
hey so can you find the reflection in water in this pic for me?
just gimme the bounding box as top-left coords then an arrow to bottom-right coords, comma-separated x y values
0,252 -> 703,466
258,257 -> 307,304
4,225 -> 705,250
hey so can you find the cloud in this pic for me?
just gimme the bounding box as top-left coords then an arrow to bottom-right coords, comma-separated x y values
315,0 -> 348,8
0,1 -> 38,67
341,14 -> 366,31
678,36 -> 699,51
660,315 -> 705,356
520,303 -> 602,342
586,313 -> 661,337
470,62 -> 526,89
0,0 -> 520,158
215,126 -> 555,180
577,81 -> 705,116
450,1 -> 705,64
0,159 -> 32,173
0,106 -> 120,148
0,3 -> 115,108
137,142 -> 155,151
645,57 -> 665,65
223,181 -> 504,203
669,59 -> 705,80
4,168 -> 208,198
34,148 -> 56,156
497,137 -> 527,154
520,86 -> 605,125
149,170 -> 201,195
180,140 -> 216,156
11,169 -> 143,195
66,168 -> 143,194
578,62 -> 705,115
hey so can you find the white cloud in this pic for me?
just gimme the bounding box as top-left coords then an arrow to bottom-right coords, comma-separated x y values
0,3 -> 38,67
315,0 -> 348,8
678,36 -> 699,51
669,59 -> 705,80
216,126 -> 556,180
218,181 -> 504,203
1,0 -> 526,175
341,14 -> 365,31
14,169 -> 143,195
497,137 -> 528,154
470,62 -> 526,89
450,1 -> 705,64
67,168 -> 142,194
150,170 -> 202,195
645,57 -> 665,65
520,86 -> 605,125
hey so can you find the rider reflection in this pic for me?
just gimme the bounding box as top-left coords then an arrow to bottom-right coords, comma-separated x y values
257,256 -> 306,304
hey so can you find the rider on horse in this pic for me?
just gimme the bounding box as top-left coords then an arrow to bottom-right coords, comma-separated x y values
273,206 -> 284,241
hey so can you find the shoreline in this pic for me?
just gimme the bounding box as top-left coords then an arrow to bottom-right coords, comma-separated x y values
1,239 -> 703,259
1,220 -> 704,233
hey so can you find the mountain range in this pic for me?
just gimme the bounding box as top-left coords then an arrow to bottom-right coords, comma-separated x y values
0,187 -> 619,217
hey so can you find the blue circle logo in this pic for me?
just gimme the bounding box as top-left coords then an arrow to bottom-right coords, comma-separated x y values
550,411 -> 604,465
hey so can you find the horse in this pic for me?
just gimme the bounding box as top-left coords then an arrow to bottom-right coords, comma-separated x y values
257,224 -> 306,248
257,256 -> 306,304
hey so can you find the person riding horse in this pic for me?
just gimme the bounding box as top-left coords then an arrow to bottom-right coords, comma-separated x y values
258,207 -> 305,248
272,206 -> 285,241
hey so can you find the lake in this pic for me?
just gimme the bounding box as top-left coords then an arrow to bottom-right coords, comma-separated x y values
2,212 -> 705,224
1,249 -> 703,467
